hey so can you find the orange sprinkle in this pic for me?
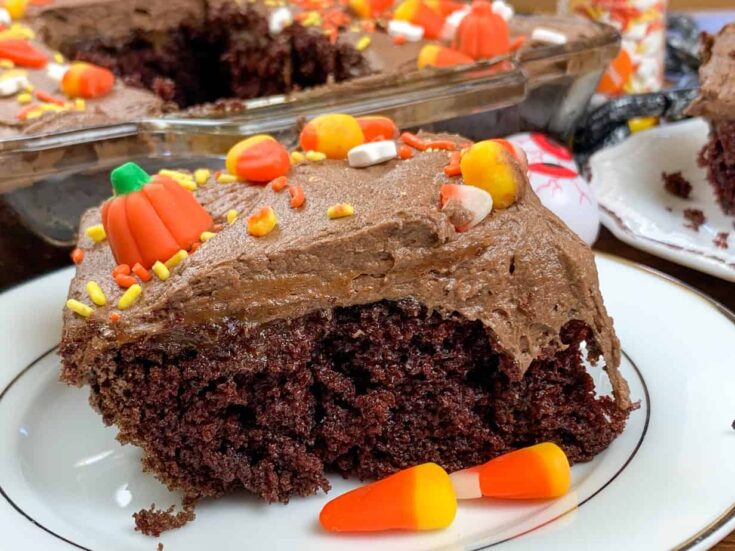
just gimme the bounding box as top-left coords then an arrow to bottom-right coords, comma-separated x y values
131,263 -> 152,282
115,273 -> 136,288
70,247 -> 84,264
271,176 -> 289,192
35,89 -> 65,106
189,241 -> 201,252
109,312 -> 121,323
288,185 -> 305,208
398,145 -> 414,160
400,131 -> 428,151
112,264 -> 131,277
444,151 -> 462,176
361,20 -> 375,33
425,140 -> 457,151
393,34 -> 407,45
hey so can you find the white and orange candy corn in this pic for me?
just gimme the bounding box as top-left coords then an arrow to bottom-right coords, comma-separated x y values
60,62 -> 115,98
460,139 -> 525,209
450,442 -> 571,500
417,44 -> 474,69
320,462 -> 457,532
440,183 -> 493,231
299,113 -> 365,160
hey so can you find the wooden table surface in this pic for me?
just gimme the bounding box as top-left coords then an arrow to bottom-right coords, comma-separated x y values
595,228 -> 734,550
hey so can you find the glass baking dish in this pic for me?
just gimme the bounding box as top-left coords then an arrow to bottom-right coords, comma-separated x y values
0,16 -> 620,290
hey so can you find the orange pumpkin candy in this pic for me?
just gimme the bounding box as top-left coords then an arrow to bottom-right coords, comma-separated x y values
453,0 -> 510,60
101,163 -> 213,269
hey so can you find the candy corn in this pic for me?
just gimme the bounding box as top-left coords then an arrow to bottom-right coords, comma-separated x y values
450,443 -> 571,500
460,139 -> 524,208
393,0 -> 446,39
320,463 -> 457,532
0,38 -> 46,68
417,44 -> 473,69
349,0 -> 392,18
60,62 -> 115,98
225,135 -> 290,183
356,115 -> 398,142
440,183 -> 493,231
490,138 -> 528,173
3,0 -> 27,20
299,113 -> 364,160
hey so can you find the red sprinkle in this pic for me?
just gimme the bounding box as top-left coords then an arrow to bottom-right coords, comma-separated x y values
398,145 -> 414,160
35,89 -> 65,106
288,185 -> 305,209
70,247 -> 84,264
393,35 -> 407,45
109,312 -> 121,323
271,176 -> 289,192
112,264 -> 131,277
114,273 -> 136,288
400,132 -> 427,151
131,263 -> 152,282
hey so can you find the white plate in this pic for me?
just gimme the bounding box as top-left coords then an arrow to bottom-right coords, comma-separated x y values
590,118 -> 735,282
0,256 -> 734,550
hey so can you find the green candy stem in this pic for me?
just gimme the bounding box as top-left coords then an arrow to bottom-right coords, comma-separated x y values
111,162 -> 151,195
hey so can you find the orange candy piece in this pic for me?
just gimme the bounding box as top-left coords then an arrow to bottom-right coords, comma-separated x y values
60,62 -> 115,98
0,39 -> 47,68
356,115 -> 398,142
417,44 -> 474,69
453,0 -> 510,60
393,0 -> 446,39
597,48 -> 634,96
225,135 -> 290,183
320,463 -> 457,532
299,113 -> 365,160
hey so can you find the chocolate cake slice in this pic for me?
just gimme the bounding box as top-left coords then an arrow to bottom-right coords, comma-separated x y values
687,23 -> 735,215
60,126 -> 631,505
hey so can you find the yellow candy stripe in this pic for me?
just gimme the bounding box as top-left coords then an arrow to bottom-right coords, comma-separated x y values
66,299 -> 93,318
152,260 -> 170,281
85,281 -> 106,306
85,224 -> 107,243
412,463 -> 457,530
117,284 -> 142,310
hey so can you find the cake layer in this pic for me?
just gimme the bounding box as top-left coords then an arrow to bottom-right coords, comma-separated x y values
698,120 -> 735,215
69,299 -> 627,502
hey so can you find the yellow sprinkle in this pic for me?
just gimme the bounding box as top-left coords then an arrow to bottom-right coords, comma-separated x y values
85,281 -> 106,306
16,92 -> 31,104
226,209 -> 238,224
305,150 -> 326,162
356,36 -> 371,51
159,169 -> 187,178
291,151 -> 305,164
152,261 -> 170,281
23,82 -> 33,92
175,176 -> 197,191
117,284 -> 142,310
74,98 -> 85,111
164,249 -> 188,270
66,299 -> 93,318
217,173 -> 238,184
302,10 -> 321,26
194,168 -> 211,185
200,231 -> 216,242
327,203 -> 355,219
84,224 -> 107,243
53,52 -> 65,64
0,60 -> 14,69
24,108 -> 43,120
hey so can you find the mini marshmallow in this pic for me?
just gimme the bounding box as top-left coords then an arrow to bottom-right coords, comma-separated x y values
531,27 -> 567,45
440,7 -> 470,42
348,140 -> 398,168
0,8 -> 11,28
491,0 -> 514,22
268,7 -> 293,35
0,71 -> 29,97
387,20 -> 424,42
46,62 -> 69,82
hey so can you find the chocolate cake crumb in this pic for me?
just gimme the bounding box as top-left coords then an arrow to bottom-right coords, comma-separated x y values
157,544 -> 164,551
662,171 -> 692,199
684,208 -> 706,231
665,206 -> 673,212
133,504 -> 196,537
732,419 -> 735,430
714,232 -> 729,249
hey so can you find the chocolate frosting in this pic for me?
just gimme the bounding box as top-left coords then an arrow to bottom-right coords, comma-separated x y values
61,134 -> 629,410
687,23 -> 735,120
